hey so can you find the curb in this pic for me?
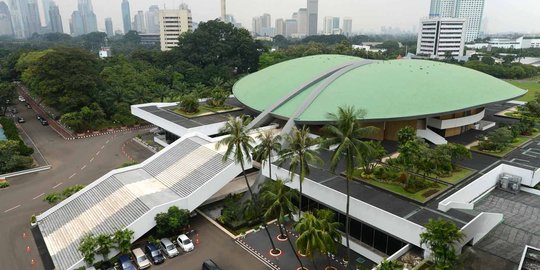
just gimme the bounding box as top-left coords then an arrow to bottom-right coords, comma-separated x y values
236,239 -> 281,270
0,165 -> 52,179
70,125 -> 154,140
195,209 -> 238,239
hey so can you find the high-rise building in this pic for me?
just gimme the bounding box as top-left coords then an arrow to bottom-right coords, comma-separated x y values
121,0 -> 131,34
251,17 -> 260,36
159,5 -> 192,51
221,0 -> 226,21
133,10 -> 145,33
416,17 -> 466,58
8,0 -> 24,38
343,17 -> 352,36
69,11 -> 84,36
275,18 -> 285,36
297,8 -> 308,36
26,0 -> 41,35
252,13 -> 272,36
73,0 -> 97,34
0,1 -> 14,36
146,5 -> 159,33
41,0 -> 53,26
285,19 -> 297,37
455,0 -> 485,42
323,16 -> 340,35
307,0 -> 318,35
105,17 -> 113,36
428,0 -> 484,42
48,2 -> 63,33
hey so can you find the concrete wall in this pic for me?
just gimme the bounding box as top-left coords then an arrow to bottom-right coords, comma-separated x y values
427,109 -> 485,130
457,212 -> 503,250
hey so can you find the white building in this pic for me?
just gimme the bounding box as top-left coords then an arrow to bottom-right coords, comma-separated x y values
159,6 -> 192,51
275,18 -> 285,36
417,17 -> 466,58
466,36 -> 540,50
323,16 -> 339,35
429,0 -> 456,17
429,0 -> 485,42
343,17 -> 352,37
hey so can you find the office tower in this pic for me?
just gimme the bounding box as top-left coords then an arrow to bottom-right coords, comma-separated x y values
455,0 -> 485,42
9,0 -> 30,38
285,19 -> 297,37
146,5 -> 159,33
159,5 -> 192,51
416,17 -> 466,58
0,1 -> 14,36
42,0 -> 52,26
75,0 -> 97,34
251,17 -> 260,35
343,17 -> 352,36
323,16 -> 339,35
307,0 -> 318,35
429,0 -> 456,18
49,2 -> 63,33
105,17 -> 113,36
70,11 -> 84,36
26,0 -> 40,35
275,18 -> 285,36
297,8 -> 308,36
133,10 -> 145,33
121,0 -> 131,33
221,0 -> 226,21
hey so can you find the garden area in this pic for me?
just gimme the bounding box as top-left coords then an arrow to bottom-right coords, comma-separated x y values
350,127 -> 473,204
172,88 -> 241,118
472,119 -> 539,157
0,117 -> 34,174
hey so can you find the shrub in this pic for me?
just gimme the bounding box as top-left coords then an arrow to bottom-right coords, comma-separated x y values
0,180 -> 9,188
179,94 -> 199,113
155,206 -> 190,237
478,127 -> 514,152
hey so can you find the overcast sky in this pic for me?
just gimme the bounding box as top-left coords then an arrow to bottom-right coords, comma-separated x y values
49,0 -> 539,34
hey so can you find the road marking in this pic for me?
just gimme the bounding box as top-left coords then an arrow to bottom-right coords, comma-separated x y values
4,205 -> 21,213
106,140 -> 110,144
32,193 -> 45,200
68,173 -> 77,179
81,165 -> 87,170
101,145 -> 105,149
90,157 -> 95,163
52,182 -> 63,189
96,151 -> 101,156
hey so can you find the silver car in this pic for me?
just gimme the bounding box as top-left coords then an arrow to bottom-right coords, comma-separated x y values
160,238 -> 179,258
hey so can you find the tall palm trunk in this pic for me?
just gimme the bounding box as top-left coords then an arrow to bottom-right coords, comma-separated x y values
264,152 -> 279,253
263,224 -> 278,252
298,160 -> 304,218
285,224 -> 305,269
277,221 -> 286,238
268,151 -> 272,179
241,162 -> 254,198
345,177 -> 351,269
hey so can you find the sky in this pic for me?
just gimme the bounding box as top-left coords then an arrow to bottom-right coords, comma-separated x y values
47,0 -> 540,34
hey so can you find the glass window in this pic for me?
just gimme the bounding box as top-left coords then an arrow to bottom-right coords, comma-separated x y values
361,225 -> 374,246
374,229 -> 388,253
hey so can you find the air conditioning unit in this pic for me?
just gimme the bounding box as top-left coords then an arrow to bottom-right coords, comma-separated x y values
497,173 -> 522,194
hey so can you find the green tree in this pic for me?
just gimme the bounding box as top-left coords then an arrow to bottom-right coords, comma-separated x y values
96,233 -> 114,261
377,259 -> 400,270
78,233 -> 97,266
435,143 -> 471,170
154,206 -> 190,237
207,87 -> 229,108
179,94 -> 199,113
295,212 -> 326,270
397,126 -> 416,146
481,56 -> 495,65
316,209 -> 342,269
359,141 -> 387,175
253,130 -> 282,179
0,140 -> 33,174
420,219 -> 464,269
0,82 -> 15,116
260,179 -> 305,269
113,229 -> 134,255
478,127 -> 514,152
321,106 -> 376,267
216,116 -> 256,197
279,126 -> 322,217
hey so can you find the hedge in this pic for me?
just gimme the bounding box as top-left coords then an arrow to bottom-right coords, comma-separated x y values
0,117 -> 34,156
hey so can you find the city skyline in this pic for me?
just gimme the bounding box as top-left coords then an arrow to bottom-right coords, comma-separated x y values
2,0 -> 540,36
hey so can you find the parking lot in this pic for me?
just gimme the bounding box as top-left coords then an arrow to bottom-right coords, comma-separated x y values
127,214 -> 268,270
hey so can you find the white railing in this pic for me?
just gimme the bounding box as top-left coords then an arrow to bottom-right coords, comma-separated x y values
427,109 -> 486,130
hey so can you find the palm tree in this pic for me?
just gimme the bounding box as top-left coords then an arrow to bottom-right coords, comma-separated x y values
295,212 -> 325,270
321,106 -> 376,268
78,233 -> 97,266
316,209 -> 342,270
113,229 -> 134,255
253,130 -> 282,179
243,196 -> 280,255
216,115 -> 256,197
260,179 -> 306,270
96,233 -> 114,261
279,126 -> 323,217
153,84 -> 171,102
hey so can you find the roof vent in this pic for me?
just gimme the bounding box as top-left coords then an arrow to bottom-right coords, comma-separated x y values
497,173 -> 522,194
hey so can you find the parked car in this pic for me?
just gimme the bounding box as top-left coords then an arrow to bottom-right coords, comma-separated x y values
145,243 -> 165,265
36,115 -> 42,120
177,234 -> 194,252
117,255 -> 136,270
159,238 -> 179,258
202,259 -> 222,270
18,96 -> 25,102
25,103 -> 31,109
39,118 -> 48,126
17,117 -> 25,123
132,248 -> 151,269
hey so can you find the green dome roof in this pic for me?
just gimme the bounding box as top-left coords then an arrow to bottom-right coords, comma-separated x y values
233,55 -> 526,122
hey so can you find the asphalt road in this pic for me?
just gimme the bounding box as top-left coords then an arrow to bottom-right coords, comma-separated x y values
0,101 -> 153,270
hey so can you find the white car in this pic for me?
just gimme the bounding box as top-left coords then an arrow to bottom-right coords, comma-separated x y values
18,96 -> 25,102
177,234 -> 194,252
159,238 -> 179,258
132,248 -> 151,269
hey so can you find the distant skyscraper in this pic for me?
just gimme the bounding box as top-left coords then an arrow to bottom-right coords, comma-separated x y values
134,10 -> 145,33
307,0 -> 318,35
455,0 -> 485,42
429,0 -> 456,17
0,1 -> 14,36
121,0 -> 131,33
343,17 -> 352,36
48,2 -> 63,33
323,16 -> 339,35
41,0 -> 53,26
146,5 -> 159,33
105,17 -> 113,36
69,10 -> 84,36
26,0 -> 41,36
159,5 -> 192,51
75,0 -> 97,34
8,0 -> 26,38
275,18 -> 285,36
221,0 -> 226,21
297,8 -> 308,36
285,19 -> 297,37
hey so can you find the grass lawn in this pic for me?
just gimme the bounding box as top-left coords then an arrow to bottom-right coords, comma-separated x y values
433,166 -> 475,185
507,80 -> 540,102
472,130 -> 540,157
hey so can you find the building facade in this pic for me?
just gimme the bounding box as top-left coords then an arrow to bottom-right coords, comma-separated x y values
48,3 -> 63,33
105,17 -> 113,36
146,5 -> 160,34
121,0 -> 131,34
0,1 -> 13,36
307,0 -> 318,35
41,0 -> 52,27
285,19 -> 297,37
159,7 -> 192,51
133,10 -> 145,33
275,18 -> 285,36
297,8 -> 308,37
26,0 -> 40,35
417,17 -> 466,58
429,0 -> 456,17
428,0 -> 484,42
343,17 -> 352,36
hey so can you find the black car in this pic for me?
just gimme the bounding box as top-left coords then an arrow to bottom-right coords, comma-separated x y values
145,243 -> 165,265
17,116 -> 25,123
39,118 -> 49,126
202,260 -> 222,270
